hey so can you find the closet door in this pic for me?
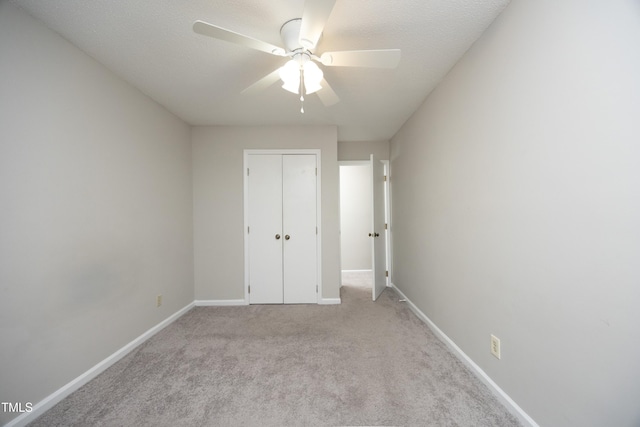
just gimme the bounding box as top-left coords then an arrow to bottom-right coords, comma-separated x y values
282,154 -> 317,303
248,155 -> 283,304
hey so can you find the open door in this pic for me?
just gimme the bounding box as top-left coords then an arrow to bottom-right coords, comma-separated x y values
371,154 -> 386,301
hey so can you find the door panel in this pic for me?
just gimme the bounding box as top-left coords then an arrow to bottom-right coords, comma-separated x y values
371,154 -> 386,301
282,155 -> 318,303
248,155 -> 283,304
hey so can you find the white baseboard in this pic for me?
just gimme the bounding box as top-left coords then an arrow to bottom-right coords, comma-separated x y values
194,299 -> 248,306
319,298 -> 341,305
4,302 -> 195,427
390,283 -> 539,427
341,269 -> 372,273
195,298 -> 341,306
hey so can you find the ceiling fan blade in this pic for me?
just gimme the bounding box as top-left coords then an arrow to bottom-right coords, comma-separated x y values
193,20 -> 286,56
241,68 -> 282,95
320,49 -> 401,68
299,0 -> 336,49
316,78 -> 340,106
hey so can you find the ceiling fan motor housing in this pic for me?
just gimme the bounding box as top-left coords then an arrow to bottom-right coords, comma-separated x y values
280,18 -> 315,54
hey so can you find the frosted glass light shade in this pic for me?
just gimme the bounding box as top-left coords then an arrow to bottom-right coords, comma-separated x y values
282,79 -> 300,94
279,60 -> 300,94
279,57 -> 324,95
304,80 -> 322,94
303,61 -> 323,94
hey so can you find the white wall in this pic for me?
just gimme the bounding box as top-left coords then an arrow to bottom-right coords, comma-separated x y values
0,4 -> 193,424
390,1 -> 640,426
338,140 -> 390,161
192,125 -> 340,301
339,164 -> 372,271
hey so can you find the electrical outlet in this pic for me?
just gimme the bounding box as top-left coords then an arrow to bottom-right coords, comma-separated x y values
156,295 -> 162,307
490,334 -> 501,359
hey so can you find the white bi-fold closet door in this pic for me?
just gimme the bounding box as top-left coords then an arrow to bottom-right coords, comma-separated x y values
246,152 -> 319,304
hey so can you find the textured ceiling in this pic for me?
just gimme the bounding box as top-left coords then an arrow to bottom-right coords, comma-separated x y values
11,0 -> 510,141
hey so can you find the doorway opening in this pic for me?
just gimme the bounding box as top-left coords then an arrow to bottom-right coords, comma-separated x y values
339,159 -> 390,300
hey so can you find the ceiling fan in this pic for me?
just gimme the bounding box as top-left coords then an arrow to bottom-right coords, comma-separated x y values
193,0 -> 401,112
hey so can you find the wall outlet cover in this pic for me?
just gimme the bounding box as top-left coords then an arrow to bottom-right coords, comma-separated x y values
490,334 -> 501,359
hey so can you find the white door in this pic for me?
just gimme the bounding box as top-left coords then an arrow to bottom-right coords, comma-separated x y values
247,153 -> 318,304
248,155 -> 284,304
283,155 -> 317,303
371,154 -> 386,301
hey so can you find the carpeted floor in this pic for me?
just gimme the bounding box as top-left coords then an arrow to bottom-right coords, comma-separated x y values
29,273 -> 521,426
341,270 -> 374,290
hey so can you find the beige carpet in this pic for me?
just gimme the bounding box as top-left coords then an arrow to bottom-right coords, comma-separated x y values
29,276 -> 521,426
341,270 -> 374,289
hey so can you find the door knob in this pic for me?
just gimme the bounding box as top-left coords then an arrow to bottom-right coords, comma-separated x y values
368,233 -> 372,237
284,235 -> 290,240
374,232 -> 380,237
275,234 -> 281,240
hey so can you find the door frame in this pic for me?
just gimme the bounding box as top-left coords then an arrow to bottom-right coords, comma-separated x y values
243,149 -> 322,304
338,159 -> 392,291
382,160 -> 392,286
371,154 -> 386,301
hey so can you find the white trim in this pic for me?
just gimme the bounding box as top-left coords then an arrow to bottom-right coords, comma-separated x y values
341,269 -> 373,273
243,150 -> 251,305
243,149 -> 323,305
390,283 -> 539,427
5,302 -> 195,427
318,298 -> 341,305
194,299 -> 248,306
382,160 -> 392,286
338,160 -> 369,166
315,152 -> 323,304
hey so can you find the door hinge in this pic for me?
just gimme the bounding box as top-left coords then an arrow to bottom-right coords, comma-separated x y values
384,175 -> 387,182
386,270 -> 389,277
248,285 -> 251,294
316,226 -> 318,235
247,226 -> 250,234
384,223 -> 388,230
316,285 -> 318,293
315,167 -> 318,176
247,168 -> 249,176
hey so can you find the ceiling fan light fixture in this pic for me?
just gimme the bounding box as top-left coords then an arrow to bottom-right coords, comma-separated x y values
282,79 -> 300,94
279,59 -> 299,82
303,60 -> 323,94
304,81 -> 322,95
279,59 -> 301,94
